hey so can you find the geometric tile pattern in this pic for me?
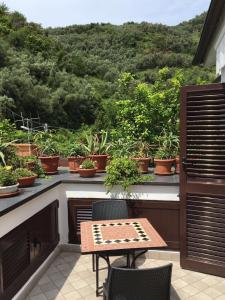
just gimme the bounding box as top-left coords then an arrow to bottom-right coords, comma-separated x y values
92,221 -> 150,245
81,218 -> 167,254
26,252 -> 225,300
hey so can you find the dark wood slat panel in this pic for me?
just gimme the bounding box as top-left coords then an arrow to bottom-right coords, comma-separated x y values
187,204 -> 225,214
187,140 -> 225,144
187,221 -> 225,234
188,227 -> 225,240
187,173 -> 225,179
188,251 -> 225,264
188,246 -> 225,260
187,99 -> 225,105
188,236 -> 225,249
187,167 -> 225,173
187,211 -> 225,225
187,92 -> 225,99
188,241 -> 225,255
188,203 -> 225,212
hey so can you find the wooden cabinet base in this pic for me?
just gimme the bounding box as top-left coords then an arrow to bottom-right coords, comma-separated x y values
0,201 -> 59,300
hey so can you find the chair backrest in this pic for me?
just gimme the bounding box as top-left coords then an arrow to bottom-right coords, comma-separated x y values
107,264 -> 172,300
92,200 -> 128,221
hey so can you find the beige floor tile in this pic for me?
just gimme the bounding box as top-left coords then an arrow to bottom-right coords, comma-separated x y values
204,286 -> 222,298
191,280 -> 209,291
77,286 -> 95,297
180,284 -> 199,296
191,292 -> 212,300
63,290 -> 82,300
216,295 -> 225,300
201,276 -> 221,286
59,283 -> 75,295
214,282 -> 225,294
28,252 -> 225,300
173,279 -> 188,289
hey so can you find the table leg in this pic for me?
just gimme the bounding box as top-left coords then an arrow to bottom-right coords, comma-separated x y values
96,254 -> 111,297
131,250 -> 148,268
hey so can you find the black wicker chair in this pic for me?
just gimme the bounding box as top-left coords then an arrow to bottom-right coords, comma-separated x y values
103,264 -> 172,300
92,200 -> 130,296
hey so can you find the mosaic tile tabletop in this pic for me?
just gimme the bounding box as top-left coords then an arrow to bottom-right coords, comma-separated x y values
81,218 -> 167,254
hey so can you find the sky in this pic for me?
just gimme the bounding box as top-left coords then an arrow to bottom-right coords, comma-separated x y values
3,0 -> 211,28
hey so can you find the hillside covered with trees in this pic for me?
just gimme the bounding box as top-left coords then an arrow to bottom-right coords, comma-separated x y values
0,3 -> 215,137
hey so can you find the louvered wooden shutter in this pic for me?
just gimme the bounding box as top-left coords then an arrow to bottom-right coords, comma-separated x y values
180,83 -> 225,277
68,199 -> 93,243
185,86 -> 225,179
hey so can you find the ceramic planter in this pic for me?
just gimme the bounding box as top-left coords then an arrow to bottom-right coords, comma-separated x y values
175,156 -> 180,174
0,183 -> 19,197
68,156 -> 86,173
154,158 -> 175,175
39,156 -> 59,174
89,154 -> 108,172
13,144 -> 38,157
132,157 -> 150,173
78,168 -> 96,178
17,175 -> 37,188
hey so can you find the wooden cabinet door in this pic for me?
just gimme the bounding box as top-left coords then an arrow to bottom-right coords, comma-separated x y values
29,200 -> 59,260
180,83 -> 225,277
0,228 -> 30,300
0,200 -> 59,300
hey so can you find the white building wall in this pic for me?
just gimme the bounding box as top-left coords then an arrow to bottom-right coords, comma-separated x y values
203,10 -> 225,82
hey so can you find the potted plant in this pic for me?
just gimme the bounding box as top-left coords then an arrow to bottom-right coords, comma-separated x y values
38,140 -> 59,174
35,132 -> 59,175
105,157 -> 144,193
78,159 -> 96,178
15,168 -> 37,188
131,142 -> 151,174
154,132 -> 177,175
0,166 -> 19,197
13,130 -> 38,157
84,131 -> 110,172
62,142 -> 87,173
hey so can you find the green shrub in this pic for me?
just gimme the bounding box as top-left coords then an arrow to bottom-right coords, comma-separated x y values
0,167 -> 17,186
80,159 -> 95,169
14,168 -> 36,178
105,157 -> 143,192
61,142 -> 86,157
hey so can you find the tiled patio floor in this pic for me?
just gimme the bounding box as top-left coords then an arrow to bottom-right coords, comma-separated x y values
26,252 -> 225,300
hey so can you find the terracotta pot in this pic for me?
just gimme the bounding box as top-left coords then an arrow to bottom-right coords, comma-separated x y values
175,156 -> 180,174
78,168 -> 96,178
39,156 -> 59,175
89,154 -> 108,172
59,157 -> 69,167
68,157 -> 86,173
17,176 -> 37,188
0,183 -> 19,195
13,144 -> 38,157
132,157 -> 151,173
154,158 -> 175,175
